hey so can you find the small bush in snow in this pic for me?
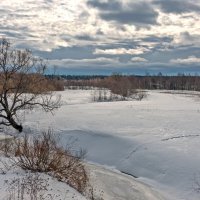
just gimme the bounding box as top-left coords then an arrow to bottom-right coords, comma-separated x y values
134,91 -> 147,101
11,130 -> 88,194
92,89 -> 147,102
0,137 -> 17,157
5,173 -> 49,200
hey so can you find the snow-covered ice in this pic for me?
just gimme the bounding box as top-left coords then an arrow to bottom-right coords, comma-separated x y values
5,89 -> 200,199
87,163 -> 164,200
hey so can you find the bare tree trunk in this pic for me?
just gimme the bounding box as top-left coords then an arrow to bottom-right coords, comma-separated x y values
8,117 -> 23,132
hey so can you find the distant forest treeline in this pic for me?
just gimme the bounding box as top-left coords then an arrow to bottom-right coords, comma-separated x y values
46,74 -> 200,91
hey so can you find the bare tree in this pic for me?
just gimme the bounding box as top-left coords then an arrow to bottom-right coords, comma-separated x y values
0,39 -> 61,132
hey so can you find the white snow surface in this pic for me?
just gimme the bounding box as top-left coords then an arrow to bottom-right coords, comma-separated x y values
0,157 -> 87,200
4,89 -> 200,199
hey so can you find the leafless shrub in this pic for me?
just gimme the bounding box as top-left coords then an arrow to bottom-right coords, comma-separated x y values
0,157 -> 15,174
0,137 -> 16,157
92,89 -> 113,102
4,173 -> 56,200
11,130 -> 88,194
92,88 -> 147,102
0,133 -> 104,200
84,185 -> 105,200
46,78 -> 65,91
134,91 -> 147,101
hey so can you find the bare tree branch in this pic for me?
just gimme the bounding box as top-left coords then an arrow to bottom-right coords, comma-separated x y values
0,38 -> 61,132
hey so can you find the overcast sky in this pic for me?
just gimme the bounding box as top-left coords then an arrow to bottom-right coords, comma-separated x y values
1,0 -> 200,75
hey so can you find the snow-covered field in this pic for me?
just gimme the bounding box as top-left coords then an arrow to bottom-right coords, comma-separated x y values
2,89 -> 200,199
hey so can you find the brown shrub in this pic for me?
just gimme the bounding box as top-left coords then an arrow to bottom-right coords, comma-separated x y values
12,130 -> 88,194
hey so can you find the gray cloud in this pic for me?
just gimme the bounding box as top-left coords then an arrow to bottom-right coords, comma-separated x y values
87,0 -> 121,11
154,0 -> 200,13
75,34 -> 96,41
49,57 -> 120,69
87,0 -> 158,26
1,0 -> 200,74
174,32 -> 200,47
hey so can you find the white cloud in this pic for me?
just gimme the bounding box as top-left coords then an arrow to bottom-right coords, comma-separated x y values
49,57 -> 120,68
94,47 -> 149,55
170,56 -> 200,64
131,57 -> 148,62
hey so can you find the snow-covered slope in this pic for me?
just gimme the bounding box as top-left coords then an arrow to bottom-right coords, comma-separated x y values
0,157 -> 87,200
0,154 -> 165,200
19,90 -> 200,199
